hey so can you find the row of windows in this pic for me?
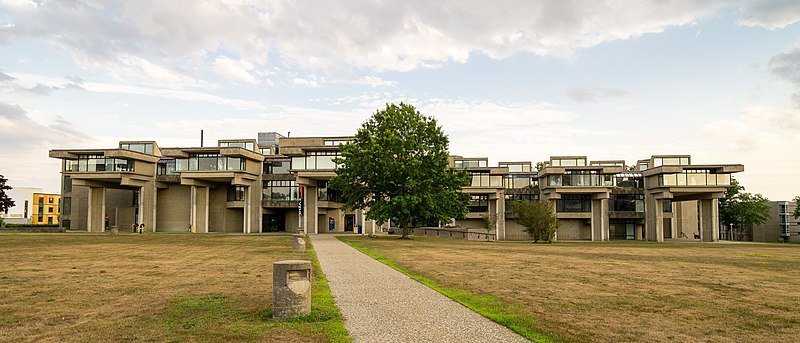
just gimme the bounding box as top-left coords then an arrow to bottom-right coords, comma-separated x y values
610,195 -> 644,212
504,194 -> 539,211
469,195 -> 489,212
291,151 -> 342,170
120,143 -> 154,155
503,174 -> 538,189
551,158 -> 587,167
66,156 -> 134,172
659,171 -> 731,187
547,173 -> 615,187
264,160 -> 291,174
556,194 -> 592,212
323,139 -> 352,146
157,155 -> 244,174
653,157 -> 690,167
469,172 -> 503,187
499,163 -> 532,172
220,141 -> 256,151
455,160 -> 488,168
262,180 -> 300,201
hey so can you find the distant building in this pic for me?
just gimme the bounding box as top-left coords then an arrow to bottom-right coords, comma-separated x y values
31,193 -> 60,225
1,187 -> 42,224
752,201 -> 799,243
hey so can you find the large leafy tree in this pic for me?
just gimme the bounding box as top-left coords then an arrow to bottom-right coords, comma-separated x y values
719,177 -> 771,239
0,174 -> 14,225
793,196 -> 800,220
330,103 -> 470,239
512,200 -> 558,243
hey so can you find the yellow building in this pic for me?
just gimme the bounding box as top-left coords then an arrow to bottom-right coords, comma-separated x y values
31,193 -> 60,225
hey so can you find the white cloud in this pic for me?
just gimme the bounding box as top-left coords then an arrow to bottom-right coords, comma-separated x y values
0,0 -> 797,81
351,75 -> 397,87
212,56 -> 259,84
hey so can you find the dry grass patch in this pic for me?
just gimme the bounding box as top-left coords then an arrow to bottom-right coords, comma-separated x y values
340,236 -> 800,343
0,233 -> 348,342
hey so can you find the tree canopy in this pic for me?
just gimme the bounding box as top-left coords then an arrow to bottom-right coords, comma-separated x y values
0,174 -> 14,214
793,196 -> 800,220
329,103 -> 470,238
512,200 -> 558,243
719,177 -> 771,234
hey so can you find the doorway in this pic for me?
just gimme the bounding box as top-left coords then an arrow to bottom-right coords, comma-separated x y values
262,213 -> 285,232
344,214 -> 355,232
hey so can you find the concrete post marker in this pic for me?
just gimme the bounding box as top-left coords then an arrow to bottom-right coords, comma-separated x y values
292,234 -> 306,252
272,260 -> 312,318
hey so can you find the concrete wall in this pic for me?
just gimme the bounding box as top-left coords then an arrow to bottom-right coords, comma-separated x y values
157,185 -> 191,232
505,219 -> 530,240
558,219 -> 591,240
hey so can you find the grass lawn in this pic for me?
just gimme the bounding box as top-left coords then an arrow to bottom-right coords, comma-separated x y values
339,236 -> 800,343
0,233 -> 348,342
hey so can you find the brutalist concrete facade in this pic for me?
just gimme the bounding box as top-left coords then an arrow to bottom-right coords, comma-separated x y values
50,133 -> 744,242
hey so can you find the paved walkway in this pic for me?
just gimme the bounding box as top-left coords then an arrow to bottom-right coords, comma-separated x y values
311,234 -> 528,343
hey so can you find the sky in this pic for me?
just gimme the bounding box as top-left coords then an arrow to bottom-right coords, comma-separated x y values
0,0 -> 798,200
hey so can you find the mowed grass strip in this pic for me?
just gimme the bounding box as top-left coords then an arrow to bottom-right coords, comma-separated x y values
338,235 -> 800,343
339,236 -> 557,342
0,233 -> 348,343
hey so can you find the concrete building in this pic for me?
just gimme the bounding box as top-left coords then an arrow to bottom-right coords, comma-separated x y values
31,193 -> 60,225
1,187 -> 42,224
751,201 -> 799,243
50,134 -> 744,242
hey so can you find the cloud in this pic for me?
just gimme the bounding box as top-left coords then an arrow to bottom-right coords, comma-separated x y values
0,102 -> 92,191
565,87 -> 628,103
738,0 -> 800,29
212,56 -> 259,85
768,46 -> 800,107
351,75 -> 397,87
0,0 -> 796,83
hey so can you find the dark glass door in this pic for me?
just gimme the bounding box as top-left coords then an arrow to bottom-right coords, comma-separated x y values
344,214 -> 355,232
262,213 -> 285,232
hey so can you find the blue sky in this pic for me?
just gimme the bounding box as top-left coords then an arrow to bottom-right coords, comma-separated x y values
0,1 -> 799,200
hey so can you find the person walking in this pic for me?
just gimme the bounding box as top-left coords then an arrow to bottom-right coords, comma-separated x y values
329,217 -> 335,232
104,214 -> 110,232
138,223 -> 145,234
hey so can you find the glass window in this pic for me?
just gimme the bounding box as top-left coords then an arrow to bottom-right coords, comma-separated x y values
556,195 -> 591,212
468,195 -> 489,212
716,174 -> 730,185
62,197 -> 71,215
260,147 -> 272,155
64,176 -> 72,192
548,175 -> 562,186
291,156 -> 305,170
227,185 -> 246,201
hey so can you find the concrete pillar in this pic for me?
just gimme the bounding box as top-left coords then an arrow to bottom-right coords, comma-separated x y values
303,185 -> 318,234
645,195 -> 664,242
140,181 -> 157,232
191,186 -> 209,233
243,186 -> 250,233
496,192 -> 506,240
292,234 -> 305,252
87,187 -> 105,232
699,198 -> 719,242
549,199 -> 558,242
591,198 -> 609,241
272,260 -> 311,318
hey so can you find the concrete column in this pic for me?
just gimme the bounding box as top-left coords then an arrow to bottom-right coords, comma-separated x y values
699,198 -> 719,242
497,192 -> 506,240
550,199 -> 558,242
243,186 -> 250,233
591,198 -> 609,241
191,186 -> 209,233
87,187 -> 105,232
645,195 -> 664,242
303,185 -> 318,234
140,181 -> 157,232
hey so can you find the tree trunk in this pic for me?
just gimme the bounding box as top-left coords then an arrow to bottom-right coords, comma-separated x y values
401,226 -> 410,239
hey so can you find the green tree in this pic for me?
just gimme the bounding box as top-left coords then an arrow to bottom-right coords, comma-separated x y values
793,196 -> 800,220
512,200 -> 558,243
480,212 -> 498,241
0,174 -> 14,227
329,103 -> 470,239
719,177 -> 771,240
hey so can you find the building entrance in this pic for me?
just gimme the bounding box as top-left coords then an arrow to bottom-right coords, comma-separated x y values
262,213 -> 285,232
344,214 -> 355,232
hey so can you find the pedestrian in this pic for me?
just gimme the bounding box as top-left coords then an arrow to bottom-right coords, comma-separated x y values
329,217 -> 335,232
104,214 -> 110,232
131,223 -> 136,233
139,223 -> 145,234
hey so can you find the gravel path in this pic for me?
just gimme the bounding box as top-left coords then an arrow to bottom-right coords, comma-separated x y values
311,234 -> 528,343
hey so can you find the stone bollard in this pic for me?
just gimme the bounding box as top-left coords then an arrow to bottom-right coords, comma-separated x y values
272,260 -> 311,318
109,227 -> 119,235
291,234 -> 306,252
